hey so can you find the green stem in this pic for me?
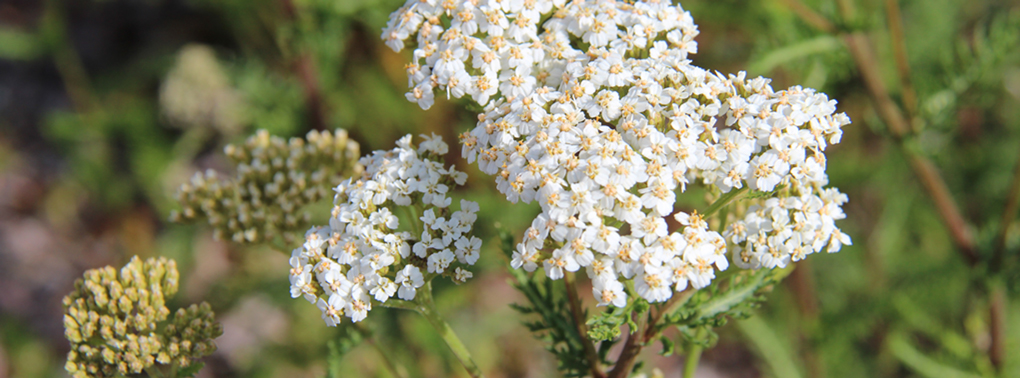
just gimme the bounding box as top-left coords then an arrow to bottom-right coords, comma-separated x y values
145,366 -> 168,378
703,187 -> 747,218
355,324 -> 410,378
414,282 -> 486,378
683,329 -> 707,378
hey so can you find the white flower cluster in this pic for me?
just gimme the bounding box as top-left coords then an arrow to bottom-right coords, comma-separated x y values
288,134 -> 481,324
385,0 -> 852,307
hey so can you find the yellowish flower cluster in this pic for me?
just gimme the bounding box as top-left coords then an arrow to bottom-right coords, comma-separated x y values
171,129 -> 363,244
62,256 -> 222,378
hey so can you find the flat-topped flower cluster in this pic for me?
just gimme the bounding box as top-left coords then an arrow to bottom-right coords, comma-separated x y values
62,257 -> 221,378
289,134 -> 481,324
385,0 -> 852,307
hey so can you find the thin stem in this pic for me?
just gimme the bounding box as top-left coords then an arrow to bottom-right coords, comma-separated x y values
414,282 -> 486,378
778,0 -> 836,33
841,31 -> 979,265
276,0 -> 328,131
145,366 -> 168,378
378,297 -> 419,311
43,0 -> 97,113
835,0 -> 856,24
703,187 -> 747,218
643,289 -> 696,343
563,271 -> 606,378
607,312 -> 646,378
356,324 -> 410,378
884,0 -> 917,120
788,262 -> 826,378
683,329 -> 707,378
989,282 -> 1007,372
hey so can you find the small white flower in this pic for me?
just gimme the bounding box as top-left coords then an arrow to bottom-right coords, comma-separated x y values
428,249 -> 456,273
453,267 -> 473,283
592,278 -> 627,307
395,265 -> 425,300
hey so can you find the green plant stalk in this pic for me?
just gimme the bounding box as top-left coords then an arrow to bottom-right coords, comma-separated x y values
145,366 -> 168,378
887,332 -> 982,378
414,282 -> 487,378
355,324 -> 410,378
736,316 -> 803,378
683,328 -> 707,378
703,187 -> 747,218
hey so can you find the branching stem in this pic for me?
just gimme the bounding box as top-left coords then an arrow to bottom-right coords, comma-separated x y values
607,312 -> 646,378
884,0 -> 917,119
564,271 -> 606,378
355,324 -> 410,378
414,282 -> 487,378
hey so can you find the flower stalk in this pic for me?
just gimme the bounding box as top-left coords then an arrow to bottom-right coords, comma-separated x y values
564,271 -> 605,378
682,329 -> 707,378
413,282 -> 486,378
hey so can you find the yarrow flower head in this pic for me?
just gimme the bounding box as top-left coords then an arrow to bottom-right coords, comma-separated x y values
387,0 -> 852,306
62,256 -> 222,378
171,129 -> 362,244
289,134 -> 482,324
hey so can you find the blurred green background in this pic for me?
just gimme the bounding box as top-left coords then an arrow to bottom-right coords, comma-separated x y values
1,0 -> 1019,377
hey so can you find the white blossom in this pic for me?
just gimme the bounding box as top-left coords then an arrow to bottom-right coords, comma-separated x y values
385,0 -> 852,309
289,135 -> 482,324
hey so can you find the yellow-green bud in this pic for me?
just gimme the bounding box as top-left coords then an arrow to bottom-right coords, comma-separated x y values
62,256 -> 222,378
170,129 -> 362,244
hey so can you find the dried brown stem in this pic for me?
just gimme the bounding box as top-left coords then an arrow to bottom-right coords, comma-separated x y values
989,284 -> 1007,371
563,272 -> 605,378
295,53 -> 328,131
789,262 -> 826,378
779,0 -> 836,34
884,0 -> 917,119
608,313 -> 646,378
278,0 -> 328,131
783,1 -> 1004,374
842,32 -> 979,265
642,289 -> 695,343
605,290 -> 695,378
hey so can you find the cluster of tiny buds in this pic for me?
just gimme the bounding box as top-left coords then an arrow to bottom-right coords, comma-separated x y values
289,134 -> 481,325
171,129 -> 363,244
386,0 -> 852,307
159,44 -> 245,134
62,256 -> 222,378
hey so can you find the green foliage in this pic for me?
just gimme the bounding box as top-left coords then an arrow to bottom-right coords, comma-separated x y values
500,231 -> 593,377
7,0 -> 1020,377
919,10 -> 1020,132
658,268 -> 790,335
325,326 -> 364,378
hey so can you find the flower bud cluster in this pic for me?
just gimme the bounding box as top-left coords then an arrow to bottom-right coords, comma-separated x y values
160,44 -> 245,133
171,129 -> 362,244
289,134 -> 481,324
62,257 -> 222,378
386,0 -> 852,306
